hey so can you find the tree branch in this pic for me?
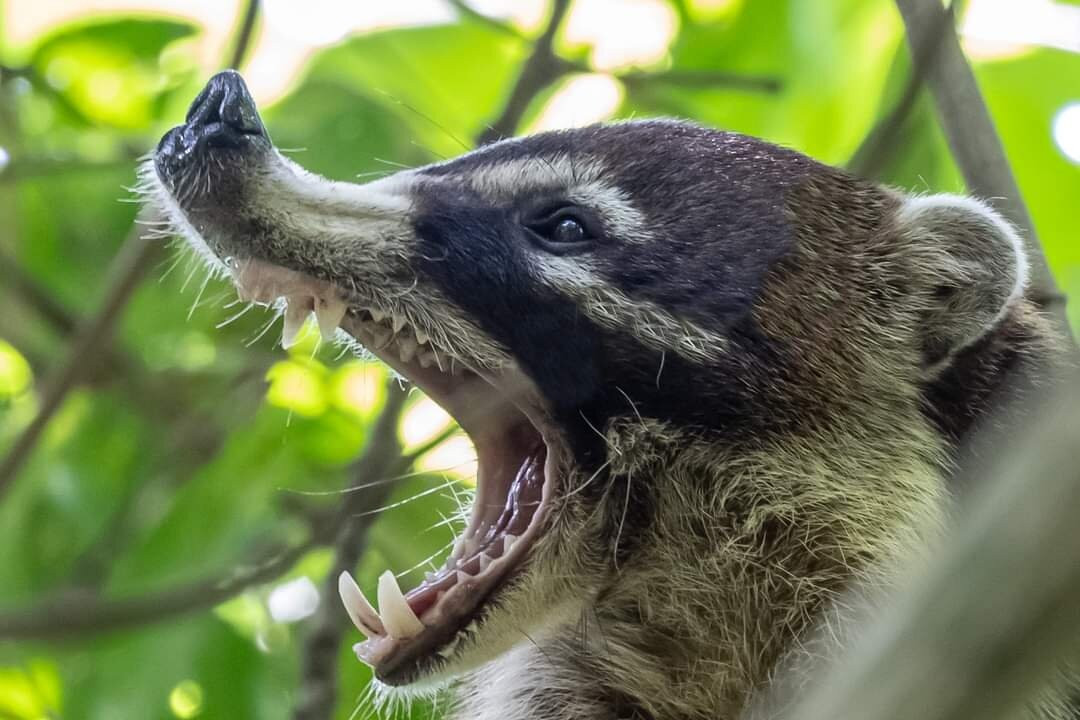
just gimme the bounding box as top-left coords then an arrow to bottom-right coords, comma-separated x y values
0,539 -> 314,640
892,0 -> 1071,339
226,0 -> 261,70
614,67 -> 781,94
0,222 -> 162,499
0,0 -> 264,500
847,4 -> 956,178
475,0 -> 573,146
292,382 -> 409,720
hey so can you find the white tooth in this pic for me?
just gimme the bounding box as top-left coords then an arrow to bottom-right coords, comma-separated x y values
377,570 -> 424,638
338,571 -> 385,638
456,570 -> 470,585
415,329 -> 430,346
392,315 -> 406,333
503,534 -> 518,552
451,537 -> 466,559
372,327 -> 393,348
398,336 -> 418,362
479,553 -> 492,571
282,296 -> 314,348
370,308 -> 387,322
314,295 -> 347,341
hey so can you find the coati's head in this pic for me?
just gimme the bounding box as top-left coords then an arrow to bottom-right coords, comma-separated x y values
145,72 -> 1045,693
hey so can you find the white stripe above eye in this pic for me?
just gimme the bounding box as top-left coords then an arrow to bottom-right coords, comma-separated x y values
458,154 -> 651,245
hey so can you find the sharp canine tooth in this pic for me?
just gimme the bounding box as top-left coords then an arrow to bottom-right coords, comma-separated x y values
377,570 -> 424,638
399,336 -> 418,362
503,534 -> 518,552
392,316 -> 406,333
314,295 -> 347,341
338,571 -> 385,638
370,309 -> 386,322
282,296 -> 314,348
415,329 -> 430,345
372,328 -> 393,348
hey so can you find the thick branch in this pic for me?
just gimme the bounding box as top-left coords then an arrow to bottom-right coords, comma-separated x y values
776,374 -> 1080,720
292,383 -> 409,720
476,0 -> 573,146
893,0 -> 1069,336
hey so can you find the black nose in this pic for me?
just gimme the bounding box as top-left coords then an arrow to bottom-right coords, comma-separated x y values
185,70 -> 265,139
155,70 -> 268,178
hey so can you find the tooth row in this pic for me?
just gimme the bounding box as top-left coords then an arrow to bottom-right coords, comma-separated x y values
338,535 -> 522,641
338,570 -> 424,640
361,313 -> 456,372
282,294 -> 348,348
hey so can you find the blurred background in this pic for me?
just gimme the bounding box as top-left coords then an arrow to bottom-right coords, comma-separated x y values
0,0 -> 1077,718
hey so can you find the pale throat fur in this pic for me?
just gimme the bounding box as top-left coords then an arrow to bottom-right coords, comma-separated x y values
144,71 -> 1061,720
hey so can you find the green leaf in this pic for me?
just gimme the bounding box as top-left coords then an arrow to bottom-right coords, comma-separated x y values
27,17 -> 198,129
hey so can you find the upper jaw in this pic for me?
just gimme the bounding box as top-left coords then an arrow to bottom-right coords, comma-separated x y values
153,72 -> 576,685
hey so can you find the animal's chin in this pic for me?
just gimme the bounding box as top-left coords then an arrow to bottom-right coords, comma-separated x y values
224,257 -> 560,686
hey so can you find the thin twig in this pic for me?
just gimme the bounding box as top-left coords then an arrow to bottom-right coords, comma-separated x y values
615,67 -> 781,94
0,540 -> 314,639
0,221 -> 161,499
226,0 -> 261,70
892,0 -> 1071,340
0,246 -> 79,334
292,382 -> 409,720
476,0 -> 573,146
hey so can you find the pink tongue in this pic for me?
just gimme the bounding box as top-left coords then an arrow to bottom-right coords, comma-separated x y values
403,444 -> 546,617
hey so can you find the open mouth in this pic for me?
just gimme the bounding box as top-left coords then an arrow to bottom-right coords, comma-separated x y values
226,258 -> 557,684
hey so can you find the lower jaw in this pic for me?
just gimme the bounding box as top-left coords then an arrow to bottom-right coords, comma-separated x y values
359,443 -> 550,685
337,314 -> 556,683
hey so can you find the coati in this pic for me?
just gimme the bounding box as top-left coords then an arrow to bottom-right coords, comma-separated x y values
145,71 -> 1066,719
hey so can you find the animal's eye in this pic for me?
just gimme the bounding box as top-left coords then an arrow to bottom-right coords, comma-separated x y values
524,206 -> 595,253
551,217 -> 586,244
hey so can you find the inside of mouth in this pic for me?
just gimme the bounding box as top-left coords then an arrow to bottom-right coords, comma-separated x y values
227,257 -> 551,667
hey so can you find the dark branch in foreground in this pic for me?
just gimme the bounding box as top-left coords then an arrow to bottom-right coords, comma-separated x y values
292,383 -> 409,720
774,373 -> 1080,720
476,0 -> 573,146
892,0 -> 1072,342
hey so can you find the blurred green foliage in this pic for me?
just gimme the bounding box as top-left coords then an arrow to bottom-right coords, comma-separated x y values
0,1 -> 1078,718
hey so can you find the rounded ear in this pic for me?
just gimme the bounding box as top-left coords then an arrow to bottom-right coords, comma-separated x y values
896,195 -> 1029,375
